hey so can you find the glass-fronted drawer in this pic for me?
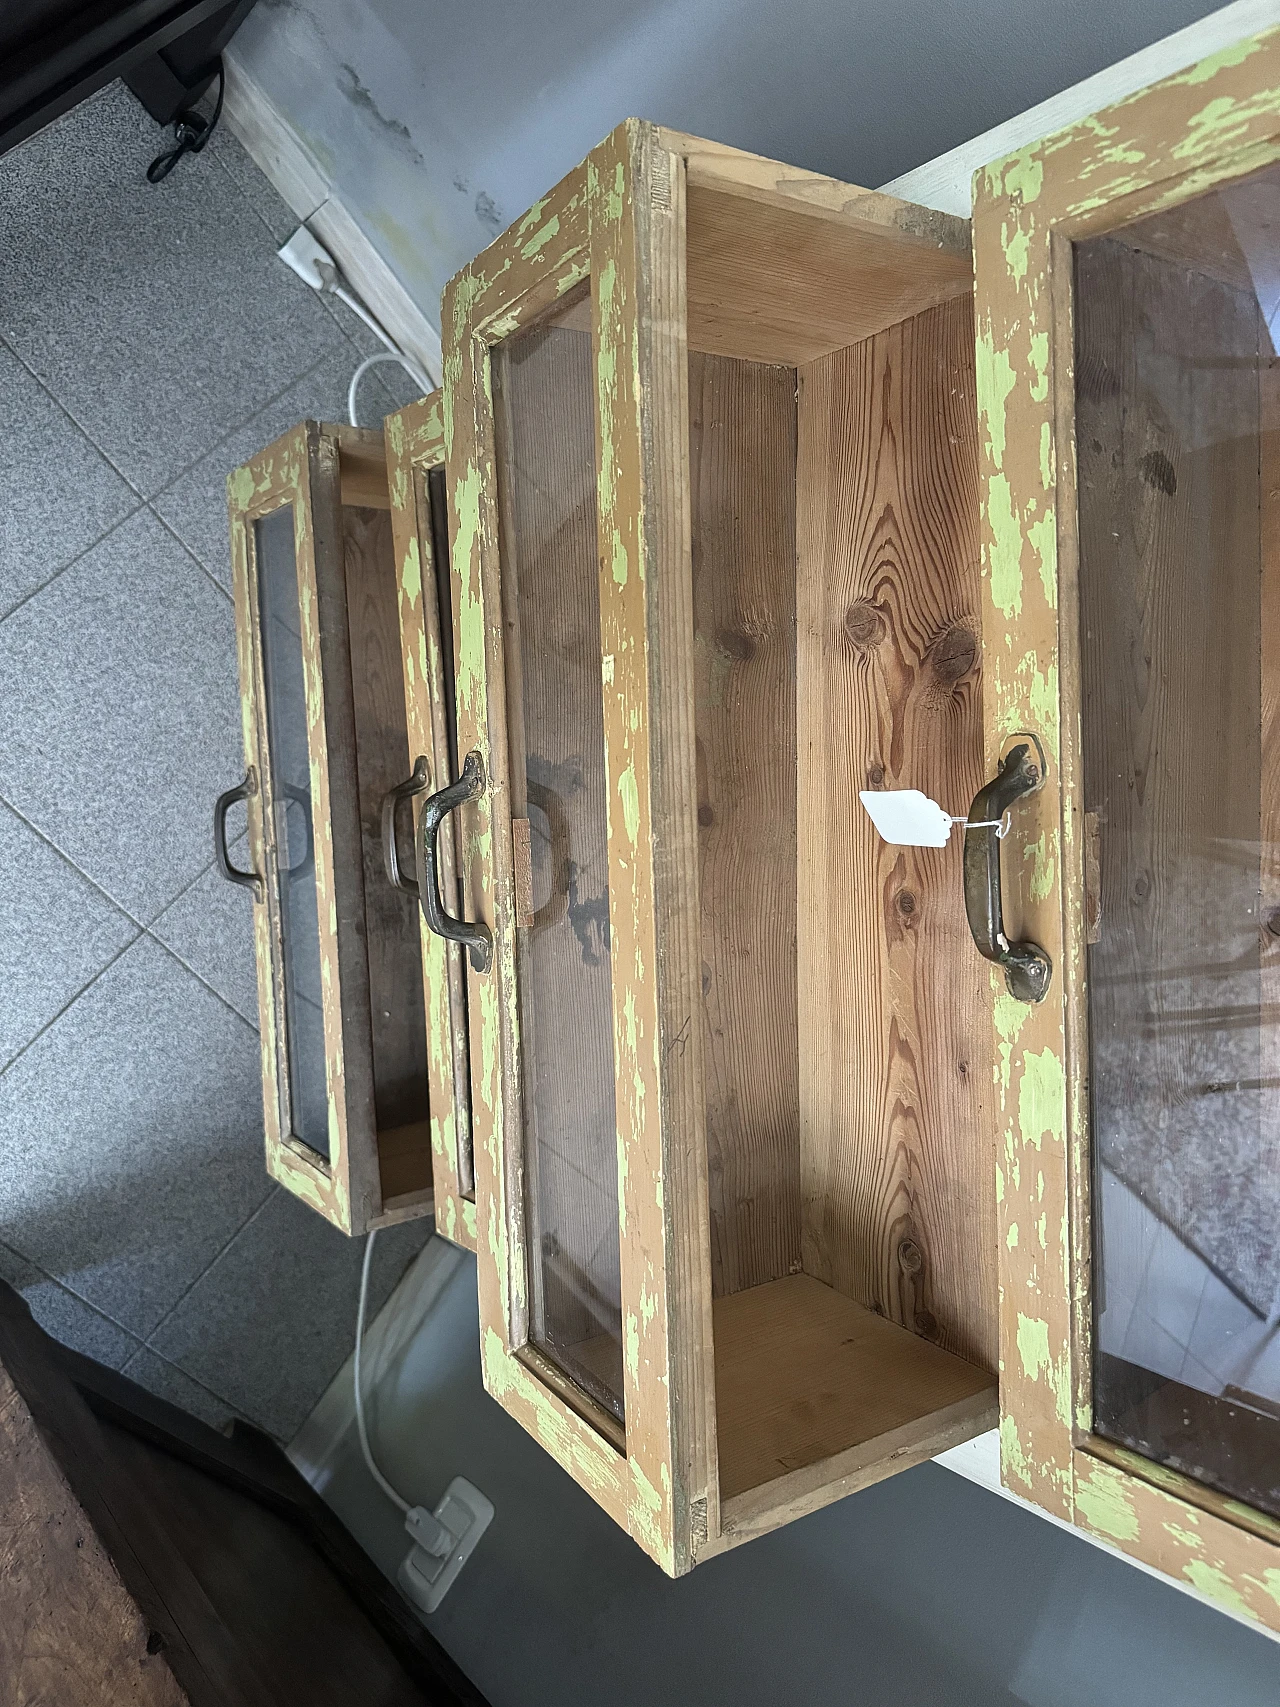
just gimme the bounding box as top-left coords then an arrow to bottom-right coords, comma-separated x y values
222,419 -> 454,1236
444,121 -> 997,1575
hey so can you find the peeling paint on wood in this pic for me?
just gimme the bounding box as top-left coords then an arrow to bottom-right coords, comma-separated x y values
975,22 -> 1280,1625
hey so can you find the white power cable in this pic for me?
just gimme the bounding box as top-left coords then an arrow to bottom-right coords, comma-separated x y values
348,349 -> 429,430
354,1227 -> 411,1516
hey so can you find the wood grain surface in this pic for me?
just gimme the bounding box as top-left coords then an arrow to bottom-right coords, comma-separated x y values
684,183 -> 971,367
343,504 -> 432,1161
690,351 -> 801,1297
0,1362 -> 188,1706
713,1273 -> 995,1500
795,293 -> 995,1371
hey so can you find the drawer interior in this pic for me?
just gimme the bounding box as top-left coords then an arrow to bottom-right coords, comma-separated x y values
339,481 -> 433,1216
687,196 -> 998,1510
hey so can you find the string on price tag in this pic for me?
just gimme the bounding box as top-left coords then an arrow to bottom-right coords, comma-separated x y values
859,789 -> 1009,849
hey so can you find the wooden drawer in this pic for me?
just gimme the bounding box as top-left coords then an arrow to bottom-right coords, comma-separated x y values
443,121 -> 998,1574
224,416 -> 471,1241
973,26 -> 1280,1633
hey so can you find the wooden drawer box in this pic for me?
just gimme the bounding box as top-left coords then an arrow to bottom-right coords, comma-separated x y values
223,417 -> 473,1242
444,121 -> 999,1573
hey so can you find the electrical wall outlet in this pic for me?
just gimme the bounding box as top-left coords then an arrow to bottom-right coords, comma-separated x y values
398,1477 -> 494,1617
278,225 -> 338,292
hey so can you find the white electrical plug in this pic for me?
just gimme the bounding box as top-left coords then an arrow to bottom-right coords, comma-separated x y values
278,225 -> 340,292
398,1477 -> 494,1617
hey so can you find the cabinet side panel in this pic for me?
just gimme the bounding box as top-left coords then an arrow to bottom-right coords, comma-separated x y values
797,295 -> 995,1371
689,351 -> 801,1296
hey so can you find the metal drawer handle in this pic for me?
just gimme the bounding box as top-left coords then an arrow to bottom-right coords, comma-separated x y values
381,756 -> 431,895
214,768 -> 264,899
418,750 -> 493,974
963,741 -> 1052,1003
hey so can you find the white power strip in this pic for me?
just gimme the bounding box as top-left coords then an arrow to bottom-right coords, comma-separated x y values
399,1478 -> 494,1617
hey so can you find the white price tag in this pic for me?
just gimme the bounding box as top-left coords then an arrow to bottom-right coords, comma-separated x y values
859,789 -> 955,847
858,790 -> 1008,849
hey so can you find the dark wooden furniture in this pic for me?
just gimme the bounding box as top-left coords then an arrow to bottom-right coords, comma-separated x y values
0,1281 -> 487,1706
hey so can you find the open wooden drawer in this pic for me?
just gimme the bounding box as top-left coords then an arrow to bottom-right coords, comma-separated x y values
443,121 -> 999,1574
974,27 -> 1280,1633
223,417 -> 468,1239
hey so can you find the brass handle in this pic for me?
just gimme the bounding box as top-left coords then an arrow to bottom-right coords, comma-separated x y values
381,756 -> 431,895
418,750 -> 493,975
963,742 -> 1052,1003
213,769 -> 263,899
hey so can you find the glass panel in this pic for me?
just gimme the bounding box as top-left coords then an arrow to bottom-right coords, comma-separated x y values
255,504 -> 329,1159
492,282 -> 625,1425
1077,164 -> 1280,1517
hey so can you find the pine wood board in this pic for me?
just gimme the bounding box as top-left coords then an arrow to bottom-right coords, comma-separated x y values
690,350 -> 801,1296
796,294 -> 996,1372
712,1273 -> 995,1501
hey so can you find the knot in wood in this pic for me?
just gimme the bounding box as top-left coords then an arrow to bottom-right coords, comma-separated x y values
843,599 -> 886,652
914,1310 -> 938,1338
717,627 -> 756,662
698,803 -> 715,827
896,890 -> 917,919
898,1237 -> 923,1276
866,763 -> 885,788
931,623 -> 977,684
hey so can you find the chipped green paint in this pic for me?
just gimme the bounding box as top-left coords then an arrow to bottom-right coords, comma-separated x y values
1000,1412 -> 1034,1491
1183,1560 -> 1252,1618
1022,828 -> 1055,903
1172,34 -> 1262,87
1006,1222 -> 1019,1249
625,1310 -> 640,1384
1019,1047 -> 1065,1150
639,1283 -> 658,1330
987,474 -> 1022,619
1028,333 -> 1049,405
1173,87 -> 1280,167
1036,1211 -> 1047,1250
975,332 -> 1016,470
619,766 -> 640,845
1004,221 -> 1030,283
1027,511 -> 1055,608
1016,1311 -> 1071,1427
993,982 -> 1030,1096
228,463 -> 257,510
1076,1466 -> 1140,1542
516,197 -> 549,235
1263,1568 -> 1280,1610
999,149 -> 1044,205
452,462 -> 485,709
1037,421 -> 1053,489
520,214 -> 560,259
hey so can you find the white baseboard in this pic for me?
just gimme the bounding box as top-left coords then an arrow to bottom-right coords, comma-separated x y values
221,50 -> 443,387
884,0 -> 1280,214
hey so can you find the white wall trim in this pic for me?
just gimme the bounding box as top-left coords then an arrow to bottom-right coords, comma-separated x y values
882,0 -> 1280,212
222,50 -> 443,387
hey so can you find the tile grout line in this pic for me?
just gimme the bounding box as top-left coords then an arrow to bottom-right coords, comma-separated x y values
0,794 -> 257,1065
0,931 -> 140,1082
121,1337 -> 253,1425
0,1233 -> 147,1355
142,1182 -> 281,1353
0,495 -> 147,629
0,328 -> 147,502
145,501 -> 236,605
143,926 -> 260,1034
145,344 -> 339,508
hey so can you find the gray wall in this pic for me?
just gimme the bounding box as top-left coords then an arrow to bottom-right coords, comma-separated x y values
321,1248 -> 1280,1707
231,0 -> 1225,322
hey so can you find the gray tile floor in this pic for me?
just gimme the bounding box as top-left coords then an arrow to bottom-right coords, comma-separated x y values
0,81 -> 429,1440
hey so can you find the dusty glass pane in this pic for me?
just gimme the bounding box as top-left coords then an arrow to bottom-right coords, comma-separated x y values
1077,163 -> 1280,1517
255,503 -> 329,1159
492,281 -> 625,1426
